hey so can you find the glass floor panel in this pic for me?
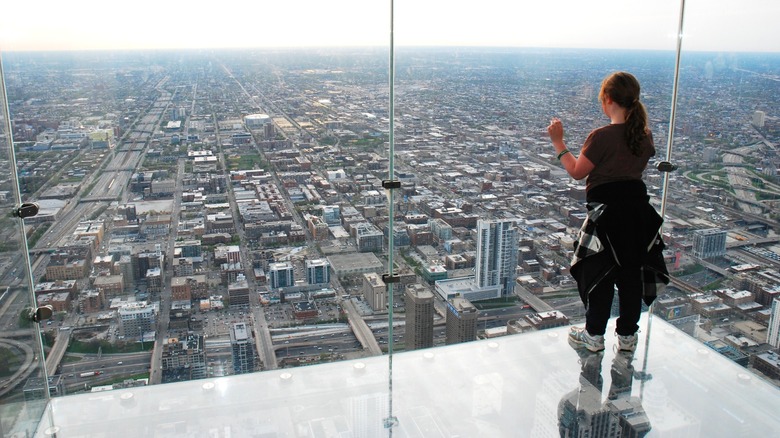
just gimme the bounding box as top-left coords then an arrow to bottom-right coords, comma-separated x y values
35,315 -> 780,437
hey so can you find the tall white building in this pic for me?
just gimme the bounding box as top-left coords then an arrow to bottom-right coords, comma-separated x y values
753,110 -> 766,128
768,297 -> 780,348
475,219 -> 519,297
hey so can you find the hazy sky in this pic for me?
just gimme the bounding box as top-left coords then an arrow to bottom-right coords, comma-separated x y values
1,0 -> 778,52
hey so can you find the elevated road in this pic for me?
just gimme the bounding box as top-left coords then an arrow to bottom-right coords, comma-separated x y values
727,236 -> 780,249
44,328 -> 72,376
251,308 -> 277,371
668,276 -> 704,295
695,258 -> 732,277
514,285 -> 554,313
341,299 -> 382,356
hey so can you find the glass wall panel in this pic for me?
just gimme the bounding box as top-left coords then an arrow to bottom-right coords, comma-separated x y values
385,0 -> 779,434
2,0 -> 391,429
667,0 -> 780,380
0,56 -> 50,437
390,0 -> 680,351
387,0 -> 686,432
1,0 -> 780,436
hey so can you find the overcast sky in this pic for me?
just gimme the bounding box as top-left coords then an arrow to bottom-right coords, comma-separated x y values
1,0 -> 778,52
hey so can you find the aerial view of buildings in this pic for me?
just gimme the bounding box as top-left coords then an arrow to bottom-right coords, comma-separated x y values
0,43 -> 779,436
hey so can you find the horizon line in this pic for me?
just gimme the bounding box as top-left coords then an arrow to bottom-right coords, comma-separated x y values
3,45 -> 780,55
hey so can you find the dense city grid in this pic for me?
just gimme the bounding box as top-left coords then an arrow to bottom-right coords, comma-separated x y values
0,47 -> 779,397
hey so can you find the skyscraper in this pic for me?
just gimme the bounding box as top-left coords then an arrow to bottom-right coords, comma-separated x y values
405,284 -> 435,350
753,110 -> 766,128
445,296 -> 478,345
475,219 -> 519,297
230,323 -> 255,374
434,218 -> 520,302
768,297 -> 780,348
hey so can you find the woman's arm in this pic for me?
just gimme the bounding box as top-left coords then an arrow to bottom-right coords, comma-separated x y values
548,117 -> 595,180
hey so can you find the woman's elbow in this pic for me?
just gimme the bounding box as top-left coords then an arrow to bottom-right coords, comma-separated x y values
568,160 -> 594,180
568,169 -> 588,180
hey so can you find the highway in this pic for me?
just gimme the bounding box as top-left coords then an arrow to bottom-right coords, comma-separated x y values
0,338 -> 37,397
57,352 -> 152,390
272,327 -> 360,359
722,151 -> 766,215
32,202 -> 96,250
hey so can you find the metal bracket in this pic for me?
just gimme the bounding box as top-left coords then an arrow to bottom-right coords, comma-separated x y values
656,161 -> 678,173
383,416 -> 399,429
382,180 -> 401,190
382,273 -> 400,284
27,305 -> 54,323
12,202 -> 39,219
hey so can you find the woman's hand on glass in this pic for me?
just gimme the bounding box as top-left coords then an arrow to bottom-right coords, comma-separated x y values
548,117 -> 564,145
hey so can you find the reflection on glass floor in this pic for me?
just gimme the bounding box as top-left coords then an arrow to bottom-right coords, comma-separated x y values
35,315 -> 780,437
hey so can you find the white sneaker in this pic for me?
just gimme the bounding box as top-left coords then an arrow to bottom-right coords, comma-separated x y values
616,332 -> 638,352
568,327 -> 605,352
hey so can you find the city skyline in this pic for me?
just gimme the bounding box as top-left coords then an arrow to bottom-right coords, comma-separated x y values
1,0 -> 779,53
1,38 -> 780,436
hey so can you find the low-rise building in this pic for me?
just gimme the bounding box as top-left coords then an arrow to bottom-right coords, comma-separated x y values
79,289 -> 105,313
36,292 -> 71,312
161,334 -> 206,381
363,272 -> 386,312
326,252 -> 383,278
34,280 -> 78,298
228,274 -> 250,308
46,259 -> 88,281
524,311 -> 569,330
751,351 -> 780,381
93,275 -> 124,298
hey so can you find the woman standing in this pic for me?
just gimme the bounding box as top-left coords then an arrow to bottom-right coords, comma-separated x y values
547,71 -> 668,353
